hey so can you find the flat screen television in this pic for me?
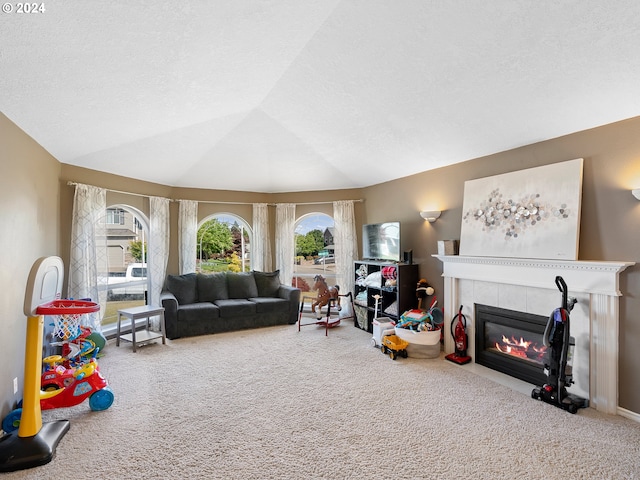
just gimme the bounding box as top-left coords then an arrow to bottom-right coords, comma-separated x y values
362,221 -> 401,262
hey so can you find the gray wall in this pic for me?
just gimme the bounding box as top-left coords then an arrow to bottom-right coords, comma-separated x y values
1,112 -> 638,418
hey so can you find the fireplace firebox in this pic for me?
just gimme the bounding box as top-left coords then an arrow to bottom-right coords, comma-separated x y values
475,304 -> 549,386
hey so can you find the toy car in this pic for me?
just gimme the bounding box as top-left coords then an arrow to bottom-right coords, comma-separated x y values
380,334 -> 409,360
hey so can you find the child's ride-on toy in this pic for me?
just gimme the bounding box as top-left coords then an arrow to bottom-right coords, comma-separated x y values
2,357 -> 113,433
370,294 -> 395,347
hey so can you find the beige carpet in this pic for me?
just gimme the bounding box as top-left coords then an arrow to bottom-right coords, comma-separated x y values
4,323 -> 640,479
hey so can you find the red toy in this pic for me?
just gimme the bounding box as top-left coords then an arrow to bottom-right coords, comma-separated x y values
2,358 -> 113,433
39,356 -> 112,411
1,300 -> 114,434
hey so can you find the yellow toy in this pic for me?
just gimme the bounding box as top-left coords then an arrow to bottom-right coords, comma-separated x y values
380,334 -> 409,360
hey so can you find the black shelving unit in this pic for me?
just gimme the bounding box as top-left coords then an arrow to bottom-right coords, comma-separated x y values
353,260 -> 419,333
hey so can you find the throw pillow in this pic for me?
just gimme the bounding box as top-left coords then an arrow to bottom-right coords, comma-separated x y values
166,273 -> 198,305
227,272 -> 258,299
197,272 -> 229,302
253,270 -> 281,297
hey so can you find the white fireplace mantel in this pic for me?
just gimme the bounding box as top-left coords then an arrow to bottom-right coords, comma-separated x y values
434,254 -> 634,415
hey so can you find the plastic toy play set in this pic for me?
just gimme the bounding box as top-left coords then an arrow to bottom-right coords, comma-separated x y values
0,256 -> 114,473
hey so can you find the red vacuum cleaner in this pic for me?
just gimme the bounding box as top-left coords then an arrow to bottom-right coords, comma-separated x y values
445,305 -> 472,365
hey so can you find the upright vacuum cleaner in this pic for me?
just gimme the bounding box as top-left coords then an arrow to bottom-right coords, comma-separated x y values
445,305 -> 472,365
531,276 -> 589,414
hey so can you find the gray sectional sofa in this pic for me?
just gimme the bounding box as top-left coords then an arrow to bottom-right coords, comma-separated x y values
160,270 -> 301,340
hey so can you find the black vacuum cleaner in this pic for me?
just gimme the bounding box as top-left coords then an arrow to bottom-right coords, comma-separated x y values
531,276 -> 589,414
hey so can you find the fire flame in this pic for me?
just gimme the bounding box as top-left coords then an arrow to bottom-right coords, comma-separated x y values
495,335 -> 546,360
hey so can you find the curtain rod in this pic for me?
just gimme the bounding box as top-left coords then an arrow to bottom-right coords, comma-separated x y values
67,181 -> 154,199
186,199 -> 364,206
68,182 -> 363,206
285,199 -> 364,206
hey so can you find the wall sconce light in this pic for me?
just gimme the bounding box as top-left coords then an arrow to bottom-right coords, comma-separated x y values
420,210 -> 442,223
632,189 -> 640,201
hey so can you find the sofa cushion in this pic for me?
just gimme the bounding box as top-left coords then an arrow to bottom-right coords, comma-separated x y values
177,302 -> 220,321
197,272 -> 229,302
214,298 -> 257,317
176,303 -> 222,337
227,272 -> 258,299
253,270 -> 281,297
166,273 -> 198,305
250,297 -> 289,314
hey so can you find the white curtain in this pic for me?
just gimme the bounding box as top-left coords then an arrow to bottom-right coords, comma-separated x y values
178,200 -> 198,274
275,203 -> 296,286
148,197 -> 170,324
68,183 -> 107,331
333,200 -> 358,296
252,203 -> 272,272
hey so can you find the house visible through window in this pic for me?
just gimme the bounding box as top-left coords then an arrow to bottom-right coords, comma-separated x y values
106,207 -> 125,225
102,206 -> 149,331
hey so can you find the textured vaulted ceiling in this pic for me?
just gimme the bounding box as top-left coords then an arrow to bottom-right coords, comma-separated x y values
2,1 -> 640,193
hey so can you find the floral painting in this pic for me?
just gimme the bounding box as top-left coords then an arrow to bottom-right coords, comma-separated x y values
459,159 -> 583,260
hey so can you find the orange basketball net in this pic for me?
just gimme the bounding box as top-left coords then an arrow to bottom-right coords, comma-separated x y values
36,299 -> 100,341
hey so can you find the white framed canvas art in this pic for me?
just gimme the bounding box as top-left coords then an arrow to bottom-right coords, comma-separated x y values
459,159 -> 583,260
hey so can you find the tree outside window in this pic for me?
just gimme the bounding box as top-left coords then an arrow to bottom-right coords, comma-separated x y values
197,215 -> 251,273
129,240 -> 147,262
295,229 -> 325,259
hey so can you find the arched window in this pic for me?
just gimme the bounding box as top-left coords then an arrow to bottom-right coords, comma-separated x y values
197,213 -> 252,273
292,213 -> 335,292
102,205 -> 149,330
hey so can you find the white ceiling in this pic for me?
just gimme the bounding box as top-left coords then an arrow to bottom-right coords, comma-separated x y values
2,1 -> 640,193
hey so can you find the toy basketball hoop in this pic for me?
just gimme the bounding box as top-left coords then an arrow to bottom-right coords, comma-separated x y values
36,299 -> 99,341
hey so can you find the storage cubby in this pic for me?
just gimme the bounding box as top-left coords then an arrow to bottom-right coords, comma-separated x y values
353,260 -> 419,333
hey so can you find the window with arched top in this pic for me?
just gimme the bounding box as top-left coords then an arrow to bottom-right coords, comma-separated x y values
292,213 -> 335,292
196,213 -> 252,273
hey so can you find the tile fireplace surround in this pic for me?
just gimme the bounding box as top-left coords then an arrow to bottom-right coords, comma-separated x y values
435,254 -> 634,415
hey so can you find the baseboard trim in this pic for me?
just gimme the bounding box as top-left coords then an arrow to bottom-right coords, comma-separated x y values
617,406 -> 640,423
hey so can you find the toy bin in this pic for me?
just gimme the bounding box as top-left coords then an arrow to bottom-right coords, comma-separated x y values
354,305 -> 369,331
394,327 -> 442,358
371,318 -> 395,347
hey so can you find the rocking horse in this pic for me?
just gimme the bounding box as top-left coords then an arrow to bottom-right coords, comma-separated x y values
299,275 -> 354,336
311,275 -> 341,317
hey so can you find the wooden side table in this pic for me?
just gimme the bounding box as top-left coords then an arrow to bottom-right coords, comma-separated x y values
116,305 -> 166,353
